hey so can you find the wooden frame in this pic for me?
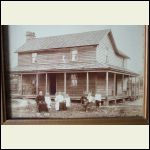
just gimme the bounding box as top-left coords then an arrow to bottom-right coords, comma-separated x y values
1,26 -> 149,125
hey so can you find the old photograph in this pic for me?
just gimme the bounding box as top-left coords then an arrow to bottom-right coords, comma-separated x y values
9,25 -> 145,118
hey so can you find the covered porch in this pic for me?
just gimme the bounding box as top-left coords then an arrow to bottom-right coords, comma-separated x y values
11,69 -> 139,104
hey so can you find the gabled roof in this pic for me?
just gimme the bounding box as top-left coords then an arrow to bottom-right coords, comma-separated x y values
17,29 -> 109,52
16,29 -> 129,59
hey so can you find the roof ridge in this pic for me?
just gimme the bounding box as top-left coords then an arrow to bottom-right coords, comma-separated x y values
33,29 -> 111,40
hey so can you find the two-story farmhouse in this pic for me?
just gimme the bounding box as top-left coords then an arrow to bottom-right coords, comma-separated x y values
11,29 -> 138,101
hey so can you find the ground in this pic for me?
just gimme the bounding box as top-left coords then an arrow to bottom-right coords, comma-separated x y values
11,98 -> 143,118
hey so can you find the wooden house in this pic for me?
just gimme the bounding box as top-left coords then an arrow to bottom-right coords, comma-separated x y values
11,29 -> 139,102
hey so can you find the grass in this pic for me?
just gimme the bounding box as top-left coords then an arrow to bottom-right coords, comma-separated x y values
11,98 -> 143,118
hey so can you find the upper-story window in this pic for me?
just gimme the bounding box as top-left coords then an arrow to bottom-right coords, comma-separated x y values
62,55 -> 66,63
32,53 -> 37,63
71,49 -> 78,61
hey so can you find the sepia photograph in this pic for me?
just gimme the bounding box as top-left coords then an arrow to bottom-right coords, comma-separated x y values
1,2 -> 149,150
6,25 -> 146,119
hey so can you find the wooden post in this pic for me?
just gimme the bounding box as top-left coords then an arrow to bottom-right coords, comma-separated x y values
131,76 -> 132,96
20,74 -> 22,95
138,77 -> 140,96
122,74 -> 124,94
135,77 -> 136,97
64,72 -> 66,94
45,73 -> 48,94
106,72 -> 109,98
128,75 -> 130,96
86,72 -> 89,93
36,74 -> 39,95
113,73 -> 116,97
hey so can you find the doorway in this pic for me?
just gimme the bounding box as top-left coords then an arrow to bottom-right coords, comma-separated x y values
49,74 -> 56,95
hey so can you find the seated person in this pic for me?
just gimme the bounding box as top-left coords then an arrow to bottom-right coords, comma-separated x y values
55,92 -> 65,111
87,92 -> 94,103
45,93 -> 52,109
64,94 -> 71,108
36,91 -> 48,112
95,93 -> 102,108
80,92 -> 89,112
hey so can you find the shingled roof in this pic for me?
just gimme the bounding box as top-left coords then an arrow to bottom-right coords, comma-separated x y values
16,29 -> 129,59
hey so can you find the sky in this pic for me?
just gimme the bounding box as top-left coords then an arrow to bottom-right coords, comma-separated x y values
8,25 -> 145,74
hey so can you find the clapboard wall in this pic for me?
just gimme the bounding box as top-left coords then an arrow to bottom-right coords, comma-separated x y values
96,34 -> 126,68
18,45 -> 96,66
22,74 -> 36,95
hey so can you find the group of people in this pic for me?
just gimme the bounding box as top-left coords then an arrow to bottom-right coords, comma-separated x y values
80,92 -> 102,112
35,91 -> 102,113
35,91 -> 71,112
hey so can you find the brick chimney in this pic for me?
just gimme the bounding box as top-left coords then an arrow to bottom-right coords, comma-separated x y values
26,31 -> 35,41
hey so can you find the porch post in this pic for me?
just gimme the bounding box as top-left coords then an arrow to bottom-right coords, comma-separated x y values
113,73 -> 116,97
128,75 -> 130,96
64,72 -> 67,94
45,73 -> 48,94
20,74 -> 23,95
106,72 -> 109,98
86,72 -> 89,93
131,75 -> 132,96
122,74 -> 124,94
135,77 -> 136,97
36,74 -> 39,95
138,77 -> 140,96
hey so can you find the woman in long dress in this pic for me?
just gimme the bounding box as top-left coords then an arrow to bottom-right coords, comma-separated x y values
36,91 -> 48,112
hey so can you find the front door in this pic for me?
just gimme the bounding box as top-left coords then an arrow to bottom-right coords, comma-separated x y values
49,74 -> 56,95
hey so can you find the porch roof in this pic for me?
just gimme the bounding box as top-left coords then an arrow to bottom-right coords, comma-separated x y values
11,62 -> 138,76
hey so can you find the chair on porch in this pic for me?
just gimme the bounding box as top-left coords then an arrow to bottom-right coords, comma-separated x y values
64,93 -> 71,108
55,92 -> 67,111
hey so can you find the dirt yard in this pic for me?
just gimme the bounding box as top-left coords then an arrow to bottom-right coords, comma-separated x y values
11,98 -> 143,118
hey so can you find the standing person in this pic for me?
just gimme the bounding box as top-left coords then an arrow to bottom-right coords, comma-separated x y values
36,91 -> 48,112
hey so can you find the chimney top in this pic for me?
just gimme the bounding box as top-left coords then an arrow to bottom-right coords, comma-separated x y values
26,31 -> 35,41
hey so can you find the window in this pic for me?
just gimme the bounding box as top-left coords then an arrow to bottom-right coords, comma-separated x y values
71,74 -> 77,86
62,55 -> 66,63
71,49 -> 78,61
32,53 -> 37,63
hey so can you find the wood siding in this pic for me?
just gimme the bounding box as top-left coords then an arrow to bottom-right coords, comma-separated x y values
18,46 -> 96,66
22,74 -> 36,95
66,73 -> 86,96
96,35 -> 125,68
56,73 -> 64,93
38,74 -> 46,94
18,53 -> 32,66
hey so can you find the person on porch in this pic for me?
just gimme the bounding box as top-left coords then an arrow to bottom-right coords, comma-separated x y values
35,91 -> 48,112
64,93 -> 71,108
55,92 -> 64,111
87,92 -> 94,103
95,92 -> 102,108
45,93 -> 52,109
